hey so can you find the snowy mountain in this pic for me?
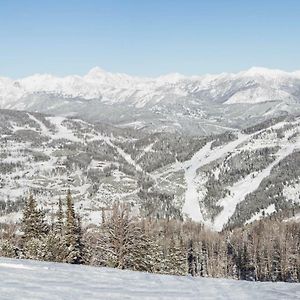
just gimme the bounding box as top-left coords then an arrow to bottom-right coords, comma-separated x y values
1,67 -> 300,134
1,257 -> 299,300
1,66 -> 300,106
1,109 -> 300,230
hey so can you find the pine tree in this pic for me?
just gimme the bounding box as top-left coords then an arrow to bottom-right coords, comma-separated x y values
41,231 -> 69,262
21,194 -> 48,243
96,202 -> 161,272
65,190 -> 83,264
165,237 -> 187,275
126,225 -> 158,272
97,202 -> 132,269
200,240 -> 209,277
187,239 -> 197,276
55,197 -> 64,235
41,197 -> 69,263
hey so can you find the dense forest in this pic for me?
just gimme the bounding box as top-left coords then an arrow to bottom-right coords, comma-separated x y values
0,192 -> 299,282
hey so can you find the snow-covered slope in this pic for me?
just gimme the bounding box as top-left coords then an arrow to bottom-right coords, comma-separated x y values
0,257 -> 299,300
151,115 -> 300,229
1,67 -> 300,135
1,110 -> 300,230
1,67 -> 300,107
0,109 -> 143,225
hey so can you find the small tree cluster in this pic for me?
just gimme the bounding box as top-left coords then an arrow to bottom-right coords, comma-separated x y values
1,191 -> 84,264
1,199 -> 299,282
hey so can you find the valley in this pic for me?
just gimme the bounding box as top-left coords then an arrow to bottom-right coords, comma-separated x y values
0,108 -> 300,230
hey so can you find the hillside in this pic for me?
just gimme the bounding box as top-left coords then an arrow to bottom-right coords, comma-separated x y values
1,109 -> 300,229
0,257 -> 299,300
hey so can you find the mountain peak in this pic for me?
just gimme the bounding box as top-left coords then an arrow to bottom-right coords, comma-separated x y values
240,66 -> 292,78
85,67 -> 108,78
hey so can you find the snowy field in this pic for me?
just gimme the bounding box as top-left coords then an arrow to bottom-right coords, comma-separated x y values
0,257 -> 299,300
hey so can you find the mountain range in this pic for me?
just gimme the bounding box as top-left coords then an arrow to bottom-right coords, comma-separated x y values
1,67 -> 300,230
1,67 -> 300,135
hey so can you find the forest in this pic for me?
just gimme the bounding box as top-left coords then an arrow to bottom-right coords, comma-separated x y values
0,191 -> 299,283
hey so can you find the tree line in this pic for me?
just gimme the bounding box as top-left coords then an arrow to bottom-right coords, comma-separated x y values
0,192 -> 299,282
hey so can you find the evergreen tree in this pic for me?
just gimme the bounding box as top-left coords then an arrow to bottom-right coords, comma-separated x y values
42,231 -> 69,262
165,237 -> 187,275
55,197 -> 64,235
200,240 -> 209,277
187,239 -> 197,276
21,194 -> 48,243
96,202 -> 162,272
65,190 -> 83,264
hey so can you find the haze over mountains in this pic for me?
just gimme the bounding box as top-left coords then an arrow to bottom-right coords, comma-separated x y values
1,67 -> 300,135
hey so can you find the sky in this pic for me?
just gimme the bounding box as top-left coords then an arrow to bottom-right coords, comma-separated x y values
0,0 -> 300,78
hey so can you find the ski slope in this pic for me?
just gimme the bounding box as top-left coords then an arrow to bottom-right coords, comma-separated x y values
181,133 -> 249,223
0,257 -> 299,300
213,144 -> 297,231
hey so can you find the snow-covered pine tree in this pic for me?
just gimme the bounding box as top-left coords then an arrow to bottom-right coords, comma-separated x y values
0,239 -> 17,258
54,197 -> 64,235
199,239 -> 209,277
21,194 -> 48,243
187,239 -> 197,276
39,197 -> 69,263
97,202 -> 132,269
65,190 -> 83,264
164,237 -> 187,275
96,202 -> 161,272
21,194 -> 48,259
34,232 -> 68,262
126,225 -> 154,272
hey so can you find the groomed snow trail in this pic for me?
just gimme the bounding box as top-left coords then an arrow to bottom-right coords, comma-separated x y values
182,143 -> 212,222
47,116 -> 82,142
27,113 -> 52,136
182,133 -> 249,222
212,144 -> 297,231
212,130 -> 300,231
103,137 -> 143,173
29,113 -> 144,174
0,257 -> 299,300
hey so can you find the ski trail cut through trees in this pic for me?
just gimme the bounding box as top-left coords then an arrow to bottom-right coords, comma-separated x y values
182,133 -> 250,223
27,113 -> 52,136
212,142 -> 300,231
102,137 -> 143,173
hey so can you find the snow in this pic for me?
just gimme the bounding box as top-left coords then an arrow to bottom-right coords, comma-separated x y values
0,212 -> 22,224
0,257 -> 299,300
182,143 -> 212,222
27,113 -> 52,136
239,66 -> 295,79
285,212 -> 300,223
26,113 -> 83,143
46,116 -> 82,142
1,66 -> 300,109
283,182 -> 300,204
0,262 -> 34,270
0,113 -> 144,224
245,204 -> 276,225
212,143 -> 297,231
104,137 -> 143,173
181,133 -> 249,223
117,121 -> 146,130
225,86 -> 295,104
161,119 -> 300,227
